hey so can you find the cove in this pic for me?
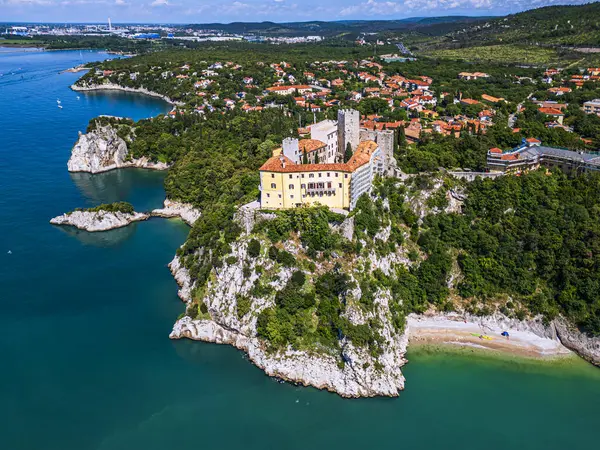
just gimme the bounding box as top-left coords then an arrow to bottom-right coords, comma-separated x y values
1,49 -> 599,450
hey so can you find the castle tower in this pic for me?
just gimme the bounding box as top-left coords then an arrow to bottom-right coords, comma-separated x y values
359,128 -> 396,176
337,109 -> 360,162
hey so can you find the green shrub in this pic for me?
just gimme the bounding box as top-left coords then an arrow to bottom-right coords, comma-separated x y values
236,295 -> 252,319
247,239 -> 261,258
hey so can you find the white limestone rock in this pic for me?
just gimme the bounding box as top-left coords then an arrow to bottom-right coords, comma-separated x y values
50,210 -> 149,232
168,237 -> 409,398
67,125 -> 169,174
152,199 -> 201,226
168,256 -> 195,302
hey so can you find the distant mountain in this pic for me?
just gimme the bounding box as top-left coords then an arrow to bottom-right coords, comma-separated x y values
186,16 -> 493,38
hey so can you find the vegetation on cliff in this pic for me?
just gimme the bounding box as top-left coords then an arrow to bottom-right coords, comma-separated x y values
72,202 -> 135,214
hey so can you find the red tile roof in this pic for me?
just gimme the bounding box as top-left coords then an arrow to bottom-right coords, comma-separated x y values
260,140 -> 378,173
538,107 -> 565,116
299,139 -> 326,153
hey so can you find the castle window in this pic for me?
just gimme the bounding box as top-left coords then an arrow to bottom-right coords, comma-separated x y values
309,174 -> 314,178
345,174 -> 348,178
335,173 -> 338,177
327,172 -> 330,177
271,183 -> 276,189
289,174 -> 292,179
301,184 -> 306,189
266,193 -> 270,198
318,173 -> 322,178
289,184 -> 294,189
339,183 -> 342,188
271,174 -> 275,178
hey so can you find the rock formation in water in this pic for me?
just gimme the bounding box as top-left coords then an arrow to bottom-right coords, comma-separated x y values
553,318 -> 600,366
67,125 -> 168,174
151,199 -> 201,226
168,208 -> 411,398
50,210 -> 149,232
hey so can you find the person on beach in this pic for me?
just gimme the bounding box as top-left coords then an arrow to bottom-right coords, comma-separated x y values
501,331 -> 510,340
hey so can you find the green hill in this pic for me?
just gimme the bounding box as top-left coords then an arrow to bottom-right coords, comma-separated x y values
447,3 -> 600,47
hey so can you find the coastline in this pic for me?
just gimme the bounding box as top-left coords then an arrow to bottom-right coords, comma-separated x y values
407,313 -> 573,361
406,343 -> 600,380
70,83 -> 183,106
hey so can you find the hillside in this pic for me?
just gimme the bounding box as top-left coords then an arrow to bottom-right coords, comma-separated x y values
187,16 -> 492,38
442,3 -> 600,47
414,3 -> 600,65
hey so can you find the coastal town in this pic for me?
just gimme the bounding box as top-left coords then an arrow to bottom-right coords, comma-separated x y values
6,2 -> 600,448
72,51 -> 600,214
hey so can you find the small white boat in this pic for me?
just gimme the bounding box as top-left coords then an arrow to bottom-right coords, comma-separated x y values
56,99 -> 61,104
76,96 -> 80,100
58,105 -> 63,109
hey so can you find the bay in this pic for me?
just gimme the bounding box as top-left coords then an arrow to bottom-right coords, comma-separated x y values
1,49 -> 599,450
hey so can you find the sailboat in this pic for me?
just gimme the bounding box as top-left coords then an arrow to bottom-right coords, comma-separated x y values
56,99 -> 61,105
58,104 -> 63,109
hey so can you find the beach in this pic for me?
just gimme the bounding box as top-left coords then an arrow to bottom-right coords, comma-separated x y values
408,313 -> 573,360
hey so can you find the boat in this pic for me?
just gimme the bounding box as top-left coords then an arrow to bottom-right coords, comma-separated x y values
56,99 -> 61,104
58,105 -> 63,109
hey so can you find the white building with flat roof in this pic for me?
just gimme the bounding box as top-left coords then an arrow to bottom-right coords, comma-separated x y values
308,120 -> 338,163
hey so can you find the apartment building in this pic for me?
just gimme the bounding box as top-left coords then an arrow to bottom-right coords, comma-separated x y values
583,99 -> 600,115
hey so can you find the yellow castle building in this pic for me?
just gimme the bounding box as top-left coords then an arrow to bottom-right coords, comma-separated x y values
259,140 -> 382,211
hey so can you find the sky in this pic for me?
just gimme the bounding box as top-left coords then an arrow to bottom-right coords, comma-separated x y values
0,0 -> 595,24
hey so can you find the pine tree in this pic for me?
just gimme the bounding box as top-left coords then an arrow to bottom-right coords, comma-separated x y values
344,142 -> 353,162
314,153 -> 319,164
302,152 -> 308,165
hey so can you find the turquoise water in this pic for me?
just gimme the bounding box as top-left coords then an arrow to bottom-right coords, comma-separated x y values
1,49 -> 599,450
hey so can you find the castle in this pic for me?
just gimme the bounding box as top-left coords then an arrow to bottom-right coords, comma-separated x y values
259,109 -> 395,211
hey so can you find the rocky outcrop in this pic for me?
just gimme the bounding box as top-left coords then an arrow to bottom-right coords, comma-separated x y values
168,238 -> 409,398
71,82 -> 182,106
68,125 -> 169,174
554,318 -> 600,366
151,199 -> 201,226
50,210 -> 149,232
168,256 -> 195,302
234,201 -> 275,235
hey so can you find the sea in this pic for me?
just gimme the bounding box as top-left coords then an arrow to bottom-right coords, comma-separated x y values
1,48 -> 599,450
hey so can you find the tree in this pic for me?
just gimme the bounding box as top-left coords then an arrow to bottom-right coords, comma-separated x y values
247,239 -> 261,258
314,153 -> 319,164
344,142 -> 353,163
302,152 -> 308,164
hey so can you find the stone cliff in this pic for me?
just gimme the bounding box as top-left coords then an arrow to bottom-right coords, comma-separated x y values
151,199 -> 201,226
168,211 -> 411,398
67,124 -> 168,174
50,210 -> 149,232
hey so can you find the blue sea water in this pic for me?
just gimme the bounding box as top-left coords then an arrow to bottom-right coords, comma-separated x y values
1,49 -> 600,450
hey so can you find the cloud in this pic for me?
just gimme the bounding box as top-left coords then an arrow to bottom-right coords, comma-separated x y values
3,0 -> 53,5
150,0 -> 169,6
